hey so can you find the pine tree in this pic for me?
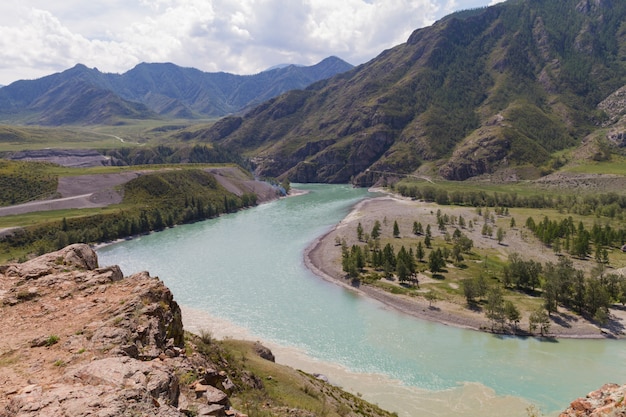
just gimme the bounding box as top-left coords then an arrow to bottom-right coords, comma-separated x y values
371,220 -> 381,240
416,241 -> 425,262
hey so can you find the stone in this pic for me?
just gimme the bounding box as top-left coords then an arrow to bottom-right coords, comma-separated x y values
253,342 -> 275,362
197,403 -> 225,416
221,377 -> 235,393
205,386 -> 228,406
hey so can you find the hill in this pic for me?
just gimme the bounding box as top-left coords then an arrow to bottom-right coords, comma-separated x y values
0,57 -> 353,125
202,0 -> 626,184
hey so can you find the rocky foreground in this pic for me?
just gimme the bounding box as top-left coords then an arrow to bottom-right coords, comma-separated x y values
0,244 -> 396,417
0,244 -> 623,417
559,384 -> 626,417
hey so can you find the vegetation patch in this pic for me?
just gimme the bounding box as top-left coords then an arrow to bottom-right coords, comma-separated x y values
0,160 -> 58,206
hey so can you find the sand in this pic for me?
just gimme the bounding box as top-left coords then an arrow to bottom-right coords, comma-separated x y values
180,305 -> 534,417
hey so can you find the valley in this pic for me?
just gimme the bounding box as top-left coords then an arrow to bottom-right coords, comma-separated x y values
2,0 -> 626,415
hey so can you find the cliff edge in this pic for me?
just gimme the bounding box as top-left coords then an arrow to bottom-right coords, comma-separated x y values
559,384 -> 626,417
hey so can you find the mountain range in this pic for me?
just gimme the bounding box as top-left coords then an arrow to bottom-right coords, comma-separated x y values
2,0 -> 626,185
0,57 -> 353,124
198,0 -> 626,184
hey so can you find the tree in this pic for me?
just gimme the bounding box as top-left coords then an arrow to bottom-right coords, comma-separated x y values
571,230 -> 590,258
425,290 -> 438,307
357,222 -> 364,241
454,234 -> 474,253
504,300 -> 521,329
413,221 -> 423,235
475,274 -> 488,299
451,245 -> 464,264
486,286 -> 506,330
594,307 -> 609,326
396,259 -> 410,282
342,252 -> 358,279
437,216 -> 446,232
542,278 -> 559,316
496,227 -> 506,244
396,246 -> 415,282
458,215 -> 466,229
393,220 -> 400,238
552,238 -> 561,255
463,279 -> 478,304
371,220 -> 381,240
352,245 -> 365,271
424,234 -> 432,249
382,243 -> 396,269
428,248 -> 445,274
416,241 -> 425,262
510,217 -> 516,229
529,307 -> 551,336
585,278 -> 610,318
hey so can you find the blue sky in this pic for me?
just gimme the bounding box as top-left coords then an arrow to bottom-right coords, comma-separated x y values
0,0 -> 504,85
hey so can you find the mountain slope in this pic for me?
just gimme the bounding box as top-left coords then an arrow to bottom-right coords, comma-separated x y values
202,0 -> 626,184
0,57 -> 353,125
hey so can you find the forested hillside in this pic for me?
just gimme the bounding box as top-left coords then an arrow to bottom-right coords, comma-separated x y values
203,0 -> 626,184
0,169 -> 262,260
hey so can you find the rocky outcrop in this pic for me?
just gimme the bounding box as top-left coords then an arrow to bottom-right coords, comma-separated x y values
0,244 -> 244,417
438,131 -> 510,180
559,383 -> 626,416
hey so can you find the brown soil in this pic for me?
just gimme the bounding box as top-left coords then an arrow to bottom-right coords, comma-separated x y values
0,167 -> 277,219
304,193 -> 626,339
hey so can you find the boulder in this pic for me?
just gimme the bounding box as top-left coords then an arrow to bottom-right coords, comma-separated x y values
253,342 -> 275,362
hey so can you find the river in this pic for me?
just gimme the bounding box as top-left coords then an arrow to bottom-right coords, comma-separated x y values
97,184 -> 626,417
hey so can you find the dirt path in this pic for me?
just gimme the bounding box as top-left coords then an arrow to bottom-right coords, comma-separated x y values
0,172 -> 141,218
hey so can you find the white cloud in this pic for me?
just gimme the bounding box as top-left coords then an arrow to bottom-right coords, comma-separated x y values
0,0 -> 495,85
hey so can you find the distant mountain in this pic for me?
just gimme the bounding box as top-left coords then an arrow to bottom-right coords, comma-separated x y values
201,0 -> 626,184
263,64 -> 303,72
0,57 -> 353,125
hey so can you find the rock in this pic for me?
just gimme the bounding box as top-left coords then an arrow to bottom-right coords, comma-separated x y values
29,336 -> 53,348
221,377 -> 236,393
197,403 -> 226,416
0,245 -> 199,417
253,342 -> 275,362
313,373 -> 329,383
204,385 -> 229,406
559,383 -> 626,416
192,381 -> 210,398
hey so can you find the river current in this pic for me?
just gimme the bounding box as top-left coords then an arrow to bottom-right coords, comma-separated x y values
97,184 -> 626,416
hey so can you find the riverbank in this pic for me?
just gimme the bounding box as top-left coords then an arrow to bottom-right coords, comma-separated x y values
180,305 -> 534,417
304,194 -> 626,339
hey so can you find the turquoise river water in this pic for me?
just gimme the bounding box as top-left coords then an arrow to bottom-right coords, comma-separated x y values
97,184 -> 626,417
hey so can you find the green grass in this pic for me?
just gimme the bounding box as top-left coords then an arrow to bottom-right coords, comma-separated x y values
217,339 -> 394,417
563,156 -> 626,176
0,119 -> 218,152
0,207 -> 128,229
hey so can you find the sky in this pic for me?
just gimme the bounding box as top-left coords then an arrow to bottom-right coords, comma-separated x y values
0,0 -> 504,85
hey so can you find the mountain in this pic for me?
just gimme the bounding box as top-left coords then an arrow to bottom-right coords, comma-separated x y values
0,57 -> 353,125
202,0 -> 626,184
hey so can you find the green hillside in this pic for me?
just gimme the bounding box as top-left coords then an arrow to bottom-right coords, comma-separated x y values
202,0 -> 626,184
0,169 -> 260,261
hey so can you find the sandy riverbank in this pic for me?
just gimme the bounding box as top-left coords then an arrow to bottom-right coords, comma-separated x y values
180,305 -> 534,417
304,194 -> 626,339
